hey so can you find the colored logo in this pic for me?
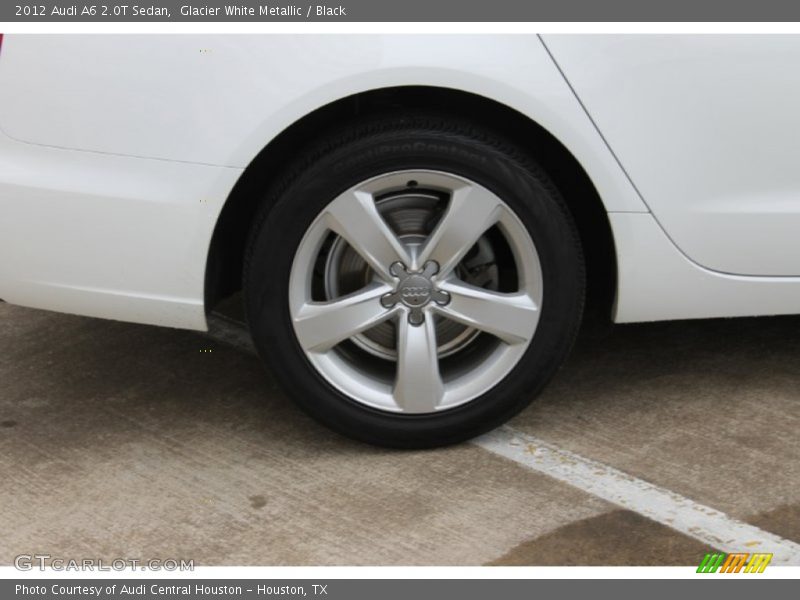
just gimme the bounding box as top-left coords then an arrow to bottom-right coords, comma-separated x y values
697,552 -> 773,573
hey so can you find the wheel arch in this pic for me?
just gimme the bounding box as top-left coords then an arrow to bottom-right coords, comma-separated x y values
205,86 -> 616,329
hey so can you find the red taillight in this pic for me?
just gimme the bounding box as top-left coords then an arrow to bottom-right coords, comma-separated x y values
0,34 -> 4,54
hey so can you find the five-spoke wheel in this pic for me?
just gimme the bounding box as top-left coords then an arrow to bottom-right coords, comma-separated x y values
289,170 -> 542,414
245,114 -> 584,447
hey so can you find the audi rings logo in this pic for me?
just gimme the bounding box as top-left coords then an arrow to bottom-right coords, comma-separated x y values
401,286 -> 431,299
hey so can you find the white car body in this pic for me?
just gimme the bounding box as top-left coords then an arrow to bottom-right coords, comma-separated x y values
1,34 -> 799,329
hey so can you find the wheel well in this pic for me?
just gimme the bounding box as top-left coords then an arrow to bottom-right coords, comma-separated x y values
205,86 -> 616,328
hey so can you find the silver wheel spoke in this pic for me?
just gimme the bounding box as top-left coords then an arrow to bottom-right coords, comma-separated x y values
294,282 -> 394,353
417,184 -> 503,276
324,190 -> 410,282
436,279 -> 539,345
393,314 -> 444,413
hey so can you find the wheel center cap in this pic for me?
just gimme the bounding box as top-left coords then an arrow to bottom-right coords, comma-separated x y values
398,274 -> 433,307
381,261 -> 451,325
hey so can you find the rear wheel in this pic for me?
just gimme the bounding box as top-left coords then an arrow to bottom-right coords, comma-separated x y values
244,114 -> 584,448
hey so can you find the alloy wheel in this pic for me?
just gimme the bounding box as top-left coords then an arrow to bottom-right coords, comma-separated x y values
288,170 -> 543,414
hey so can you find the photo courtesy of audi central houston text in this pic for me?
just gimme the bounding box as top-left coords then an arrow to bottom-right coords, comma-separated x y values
1,34 -> 800,453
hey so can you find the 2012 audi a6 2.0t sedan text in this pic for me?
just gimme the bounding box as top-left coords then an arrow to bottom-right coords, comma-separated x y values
1,35 -> 799,447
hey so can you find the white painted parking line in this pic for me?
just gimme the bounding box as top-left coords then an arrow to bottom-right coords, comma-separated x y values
205,313 -> 800,565
476,427 -> 800,565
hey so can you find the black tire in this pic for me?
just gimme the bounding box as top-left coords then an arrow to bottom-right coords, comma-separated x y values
244,113 -> 585,448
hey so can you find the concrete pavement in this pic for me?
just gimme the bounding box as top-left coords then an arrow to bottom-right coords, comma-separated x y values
1,301 -> 798,566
